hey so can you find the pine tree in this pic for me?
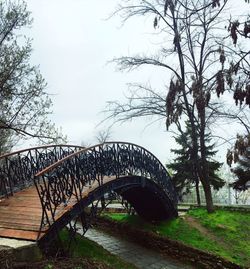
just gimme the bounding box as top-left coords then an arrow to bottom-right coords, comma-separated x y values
231,148 -> 250,190
168,123 -> 224,204
227,135 -> 250,190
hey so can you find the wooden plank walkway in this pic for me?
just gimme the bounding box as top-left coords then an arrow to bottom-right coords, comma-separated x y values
0,176 -> 117,242
0,186 -> 44,241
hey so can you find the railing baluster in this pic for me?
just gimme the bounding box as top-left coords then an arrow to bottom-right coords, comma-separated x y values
0,144 -> 85,198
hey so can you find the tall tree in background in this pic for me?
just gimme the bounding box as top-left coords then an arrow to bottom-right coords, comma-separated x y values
167,124 -> 201,204
95,127 -> 112,144
168,122 -> 224,205
227,134 -> 250,190
226,0 -> 250,192
232,148 -> 250,191
105,0 -> 249,212
0,0 -> 65,153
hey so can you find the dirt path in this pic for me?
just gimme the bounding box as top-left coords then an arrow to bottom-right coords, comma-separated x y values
184,216 -> 229,250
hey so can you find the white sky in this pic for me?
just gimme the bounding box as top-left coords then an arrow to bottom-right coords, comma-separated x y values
22,0 -> 249,164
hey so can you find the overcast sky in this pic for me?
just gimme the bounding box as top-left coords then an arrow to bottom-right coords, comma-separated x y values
22,0 -> 249,164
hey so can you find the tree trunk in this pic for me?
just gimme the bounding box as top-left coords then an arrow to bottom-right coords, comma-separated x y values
199,108 -> 214,213
201,180 -> 214,213
193,164 -> 201,206
195,176 -> 201,206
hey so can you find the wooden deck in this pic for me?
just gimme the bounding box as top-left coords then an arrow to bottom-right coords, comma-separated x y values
0,186 -> 44,241
0,177 -> 116,242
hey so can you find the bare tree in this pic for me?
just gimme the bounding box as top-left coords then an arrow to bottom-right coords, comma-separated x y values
95,127 -> 112,144
0,0 -> 66,150
0,128 -> 15,155
105,0 -> 249,212
224,1 -> 250,190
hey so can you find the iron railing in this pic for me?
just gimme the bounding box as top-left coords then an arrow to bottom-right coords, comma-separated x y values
0,144 -> 84,197
34,142 -> 177,234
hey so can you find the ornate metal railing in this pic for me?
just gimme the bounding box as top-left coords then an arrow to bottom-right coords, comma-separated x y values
0,145 -> 84,197
34,142 -> 177,234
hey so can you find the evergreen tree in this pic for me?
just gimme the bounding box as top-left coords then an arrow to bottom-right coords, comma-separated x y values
229,135 -> 250,190
167,127 -> 196,201
168,123 -> 224,204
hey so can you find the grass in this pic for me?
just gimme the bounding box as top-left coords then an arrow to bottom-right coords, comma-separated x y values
58,229 -> 137,269
188,208 -> 250,266
103,209 -> 250,267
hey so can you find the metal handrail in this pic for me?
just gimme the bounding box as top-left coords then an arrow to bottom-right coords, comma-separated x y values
35,141 -> 170,177
0,144 -> 84,159
0,144 -> 84,197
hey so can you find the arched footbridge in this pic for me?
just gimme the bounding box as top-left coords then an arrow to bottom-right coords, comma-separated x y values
0,142 -> 178,247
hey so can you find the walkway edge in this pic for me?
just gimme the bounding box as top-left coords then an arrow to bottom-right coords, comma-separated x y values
0,239 -> 43,268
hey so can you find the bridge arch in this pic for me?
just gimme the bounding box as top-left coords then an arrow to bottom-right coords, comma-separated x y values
34,142 -> 178,244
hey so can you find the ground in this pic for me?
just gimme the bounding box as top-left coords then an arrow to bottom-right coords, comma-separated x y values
13,232 -> 138,269
14,257 -> 112,269
103,207 -> 250,267
11,207 -> 250,269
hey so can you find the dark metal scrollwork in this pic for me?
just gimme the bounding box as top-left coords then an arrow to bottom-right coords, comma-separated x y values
0,145 -> 84,197
34,142 -> 177,240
